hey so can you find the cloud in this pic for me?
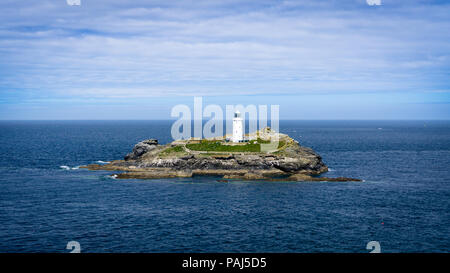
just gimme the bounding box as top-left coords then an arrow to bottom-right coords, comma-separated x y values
366,0 -> 381,6
0,0 -> 449,101
66,0 -> 81,6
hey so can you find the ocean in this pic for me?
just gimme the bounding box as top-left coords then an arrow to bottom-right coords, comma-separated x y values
0,120 -> 448,252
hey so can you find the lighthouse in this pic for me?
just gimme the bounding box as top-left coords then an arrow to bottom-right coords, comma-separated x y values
232,111 -> 244,142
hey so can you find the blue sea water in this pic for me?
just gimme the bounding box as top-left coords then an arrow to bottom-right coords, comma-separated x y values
0,120 -> 449,253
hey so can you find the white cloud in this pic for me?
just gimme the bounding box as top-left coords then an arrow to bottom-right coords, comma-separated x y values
66,0 -> 81,6
366,0 -> 381,6
0,0 -> 449,99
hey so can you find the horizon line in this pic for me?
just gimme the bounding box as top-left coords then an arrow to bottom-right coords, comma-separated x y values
1,119 -> 449,122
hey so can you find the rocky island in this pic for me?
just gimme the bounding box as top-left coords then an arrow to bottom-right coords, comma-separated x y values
81,127 -> 361,182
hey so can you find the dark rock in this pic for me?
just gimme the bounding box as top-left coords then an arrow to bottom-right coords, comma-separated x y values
142,139 -> 158,145
124,139 -> 158,160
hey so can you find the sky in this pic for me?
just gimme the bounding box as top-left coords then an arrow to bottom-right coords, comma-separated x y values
0,0 -> 449,120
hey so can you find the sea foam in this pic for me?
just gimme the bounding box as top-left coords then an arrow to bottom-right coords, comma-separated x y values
60,165 -> 79,170
96,160 -> 110,164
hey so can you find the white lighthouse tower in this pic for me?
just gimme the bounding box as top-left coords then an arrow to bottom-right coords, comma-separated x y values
232,111 -> 244,142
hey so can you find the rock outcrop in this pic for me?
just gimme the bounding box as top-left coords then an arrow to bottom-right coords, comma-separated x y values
82,128 -> 360,182
124,139 -> 158,160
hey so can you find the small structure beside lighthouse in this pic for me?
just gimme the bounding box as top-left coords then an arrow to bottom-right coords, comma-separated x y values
232,111 -> 244,142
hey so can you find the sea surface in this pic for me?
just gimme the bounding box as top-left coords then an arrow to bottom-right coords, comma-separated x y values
0,120 -> 449,253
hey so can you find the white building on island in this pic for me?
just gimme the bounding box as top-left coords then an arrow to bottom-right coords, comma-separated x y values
232,111 -> 244,142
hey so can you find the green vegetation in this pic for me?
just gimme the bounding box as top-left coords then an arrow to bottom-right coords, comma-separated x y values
196,153 -> 234,158
160,145 -> 186,156
249,138 -> 271,144
187,140 -> 261,152
185,139 -> 287,153
276,140 -> 287,150
271,141 -> 290,155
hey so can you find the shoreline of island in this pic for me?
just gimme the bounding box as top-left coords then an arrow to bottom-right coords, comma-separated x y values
81,127 -> 361,182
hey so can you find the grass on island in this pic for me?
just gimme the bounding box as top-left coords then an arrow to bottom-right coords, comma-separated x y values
196,153 -> 234,158
159,145 -> 187,156
187,141 -> 260,152
250,138 -> 271,144
186,139 -> 286,153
